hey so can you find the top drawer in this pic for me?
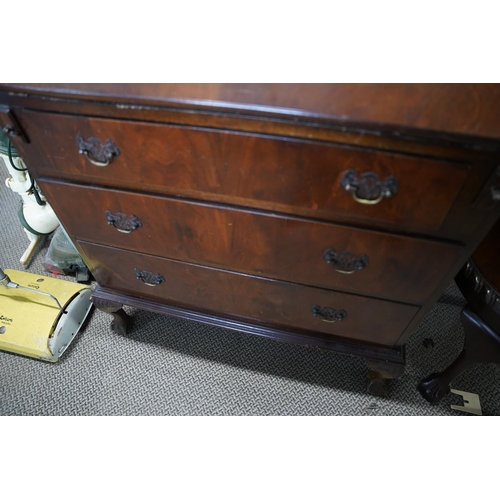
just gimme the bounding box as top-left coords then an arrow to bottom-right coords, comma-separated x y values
24,110 -> 470,233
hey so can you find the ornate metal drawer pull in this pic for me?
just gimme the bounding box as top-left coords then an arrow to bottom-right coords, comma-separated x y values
340,169 -> 398,205
311,305 -> 347,323
77,135 -> 120,167
323,248 -> 369,274
106,210 -> 142,234
134,268 -> 165,287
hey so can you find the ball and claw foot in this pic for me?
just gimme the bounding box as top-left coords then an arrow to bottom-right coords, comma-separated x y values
110,309 -> 133,335
417,306 -> 500,404
366,360 -> 405,397
417,374 -> 450,403
93,296 -> 132,335
367,376 -> 389,397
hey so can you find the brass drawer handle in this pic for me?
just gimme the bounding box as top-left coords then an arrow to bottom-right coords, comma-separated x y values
311,305 -> 347,323
77,135 -> 120,167
134,268 -> 165,286
340,169 -> 398,205
106,210 -> 142,234
323,248 -> 369,274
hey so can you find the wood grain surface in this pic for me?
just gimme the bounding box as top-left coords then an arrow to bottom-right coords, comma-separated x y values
3,83 -> 500,141
40,179 -> 462,304
25,110 -> 470,233
78,240 -> 419,346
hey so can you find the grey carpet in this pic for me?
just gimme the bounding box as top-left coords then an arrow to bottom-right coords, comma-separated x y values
1,158 -> 499,415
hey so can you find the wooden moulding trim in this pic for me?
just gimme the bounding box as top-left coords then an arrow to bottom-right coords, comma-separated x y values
3,83 -> 500,151
92,287 -> 406,365
2,91 -> 500,163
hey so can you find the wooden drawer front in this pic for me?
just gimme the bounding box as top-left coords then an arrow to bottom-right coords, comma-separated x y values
25,110 -> 469,233
78,241 -> 418,346
41,180 -> 462,304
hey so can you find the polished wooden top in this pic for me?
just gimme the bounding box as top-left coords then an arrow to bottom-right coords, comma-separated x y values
2,83 -> 500,142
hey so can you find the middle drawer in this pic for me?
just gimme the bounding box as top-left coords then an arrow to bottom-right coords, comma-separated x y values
40,180 -> 461,305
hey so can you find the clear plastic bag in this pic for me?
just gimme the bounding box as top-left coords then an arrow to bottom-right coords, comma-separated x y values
43,226 -> 88,281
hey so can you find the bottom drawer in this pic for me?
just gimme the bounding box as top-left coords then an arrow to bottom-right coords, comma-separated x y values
78,241 -> 419,346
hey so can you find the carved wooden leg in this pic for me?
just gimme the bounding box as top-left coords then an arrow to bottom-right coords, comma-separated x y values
418,305 -> 500,403
365,359 -> 405,397
92,296 -> 132,335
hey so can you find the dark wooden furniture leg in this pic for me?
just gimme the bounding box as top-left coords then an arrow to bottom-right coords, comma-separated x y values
92,296 -> 133,335
418,306 -> 500,403
418,217 -> 500,404
366,359 -> 405,397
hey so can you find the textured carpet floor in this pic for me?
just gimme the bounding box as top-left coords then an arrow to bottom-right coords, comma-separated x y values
1,159 -> 499,415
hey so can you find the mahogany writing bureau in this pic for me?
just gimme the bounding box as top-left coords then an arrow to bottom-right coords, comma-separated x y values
1,84 -> 500,395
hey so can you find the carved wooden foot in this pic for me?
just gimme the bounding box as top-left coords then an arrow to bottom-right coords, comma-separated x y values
366,359 -> 405,397
418,305 -> 500,403
92,296 -> 132,335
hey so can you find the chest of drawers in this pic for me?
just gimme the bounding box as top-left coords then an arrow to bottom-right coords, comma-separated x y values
2,84 -> 500,396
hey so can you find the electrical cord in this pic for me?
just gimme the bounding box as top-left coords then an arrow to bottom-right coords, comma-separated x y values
7,139 -> 27,171
29,174 -> 46,206
7,138 -> 46,206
